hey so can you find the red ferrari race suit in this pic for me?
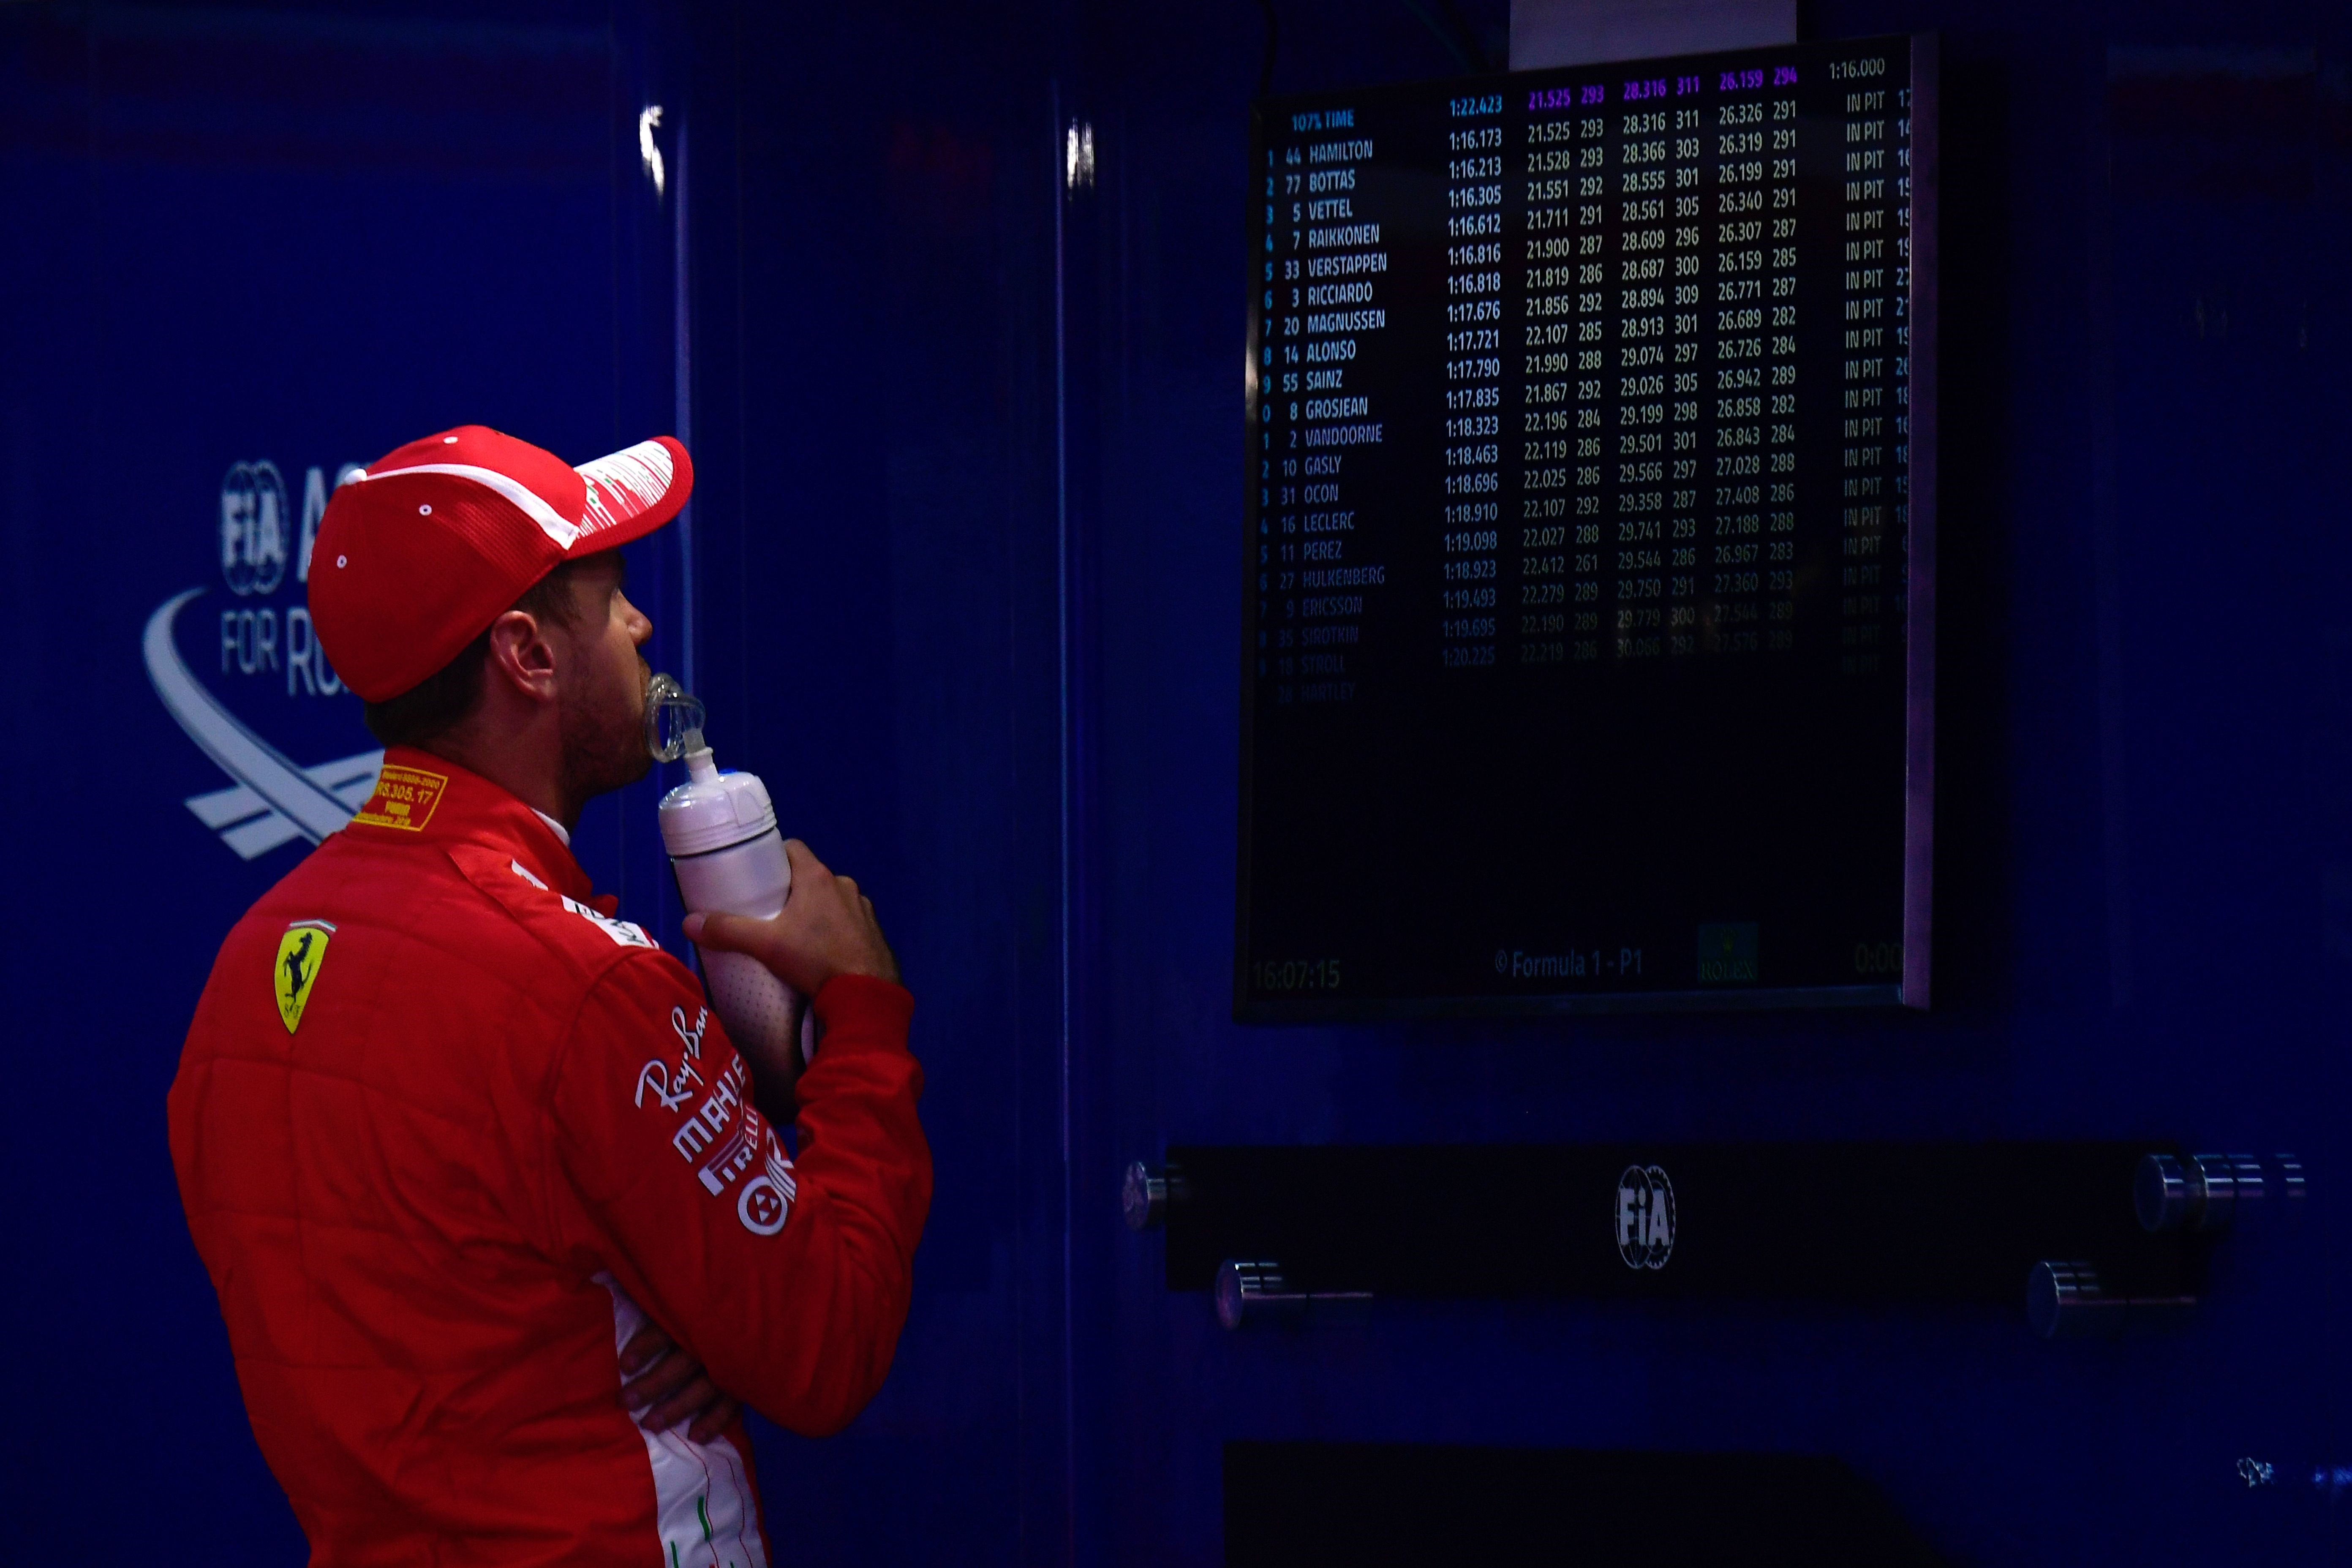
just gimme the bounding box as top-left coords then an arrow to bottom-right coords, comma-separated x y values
169,747 -> 931,1568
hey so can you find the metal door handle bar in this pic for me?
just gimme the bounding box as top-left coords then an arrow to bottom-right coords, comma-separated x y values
2134,1152 -> 2305,1234
1119,1144 -> 2305,1338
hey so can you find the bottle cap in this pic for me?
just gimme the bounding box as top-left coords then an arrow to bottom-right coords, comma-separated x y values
657,760 -> 778,856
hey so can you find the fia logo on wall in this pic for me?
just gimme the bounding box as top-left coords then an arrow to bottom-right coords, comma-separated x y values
220,460 -> 291,595
1615,1163 -> 1676,1270
145,459 -> 386,861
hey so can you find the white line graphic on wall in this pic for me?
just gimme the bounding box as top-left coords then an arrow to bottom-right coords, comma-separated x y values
144,588 -> 382,859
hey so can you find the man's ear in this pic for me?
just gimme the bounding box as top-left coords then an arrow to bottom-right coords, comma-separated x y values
482,609 -> 560,704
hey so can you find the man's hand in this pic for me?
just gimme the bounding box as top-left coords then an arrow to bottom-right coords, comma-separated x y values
684,840 -> 900,994
618,1319 -> 740,1443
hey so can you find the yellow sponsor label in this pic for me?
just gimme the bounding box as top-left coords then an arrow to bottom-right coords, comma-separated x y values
352,765 -> 449,832
275,921 -> 334,1034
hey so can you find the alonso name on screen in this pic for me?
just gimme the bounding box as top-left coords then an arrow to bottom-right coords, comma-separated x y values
1237,34 -> 1937,1018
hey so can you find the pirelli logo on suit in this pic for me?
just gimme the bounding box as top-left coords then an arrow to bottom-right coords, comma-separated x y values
699,1120 -> 760,1194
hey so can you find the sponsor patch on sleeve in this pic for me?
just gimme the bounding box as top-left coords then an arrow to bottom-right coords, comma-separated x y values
634,1005 -> 709,1112
273,919 -> 335,1033
639,1037 -> 795,1235
351,765 -> 449,832
738,1138 -> 798,1237
560,894 -> 655,948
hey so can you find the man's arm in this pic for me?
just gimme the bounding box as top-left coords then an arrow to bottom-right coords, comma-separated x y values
544,955 -> 931,1436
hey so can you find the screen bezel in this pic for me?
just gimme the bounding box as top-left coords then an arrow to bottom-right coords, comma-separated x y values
1231,33 -> 1938,1021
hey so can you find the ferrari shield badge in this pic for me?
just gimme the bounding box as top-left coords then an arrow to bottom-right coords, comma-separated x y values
275,920 -> 335,1034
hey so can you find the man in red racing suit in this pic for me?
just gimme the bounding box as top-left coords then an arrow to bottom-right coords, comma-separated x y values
169,425 -> 930,1566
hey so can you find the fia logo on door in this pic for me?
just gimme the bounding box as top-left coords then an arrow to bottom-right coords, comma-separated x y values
1615,1164 -> 1676,1269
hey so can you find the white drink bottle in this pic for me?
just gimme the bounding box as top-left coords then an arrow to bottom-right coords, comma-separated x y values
648,677 -> 814,1065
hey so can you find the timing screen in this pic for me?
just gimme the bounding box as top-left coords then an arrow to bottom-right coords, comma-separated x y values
1238,35 -> 1930,1017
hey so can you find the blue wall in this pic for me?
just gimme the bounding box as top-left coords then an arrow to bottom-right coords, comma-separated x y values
1043,0 -> 2348,1562
682,0 -> 2352,1559
5,0 -> 2348,1561
0,3 -> 691,1557
676,0 -> 1069,1557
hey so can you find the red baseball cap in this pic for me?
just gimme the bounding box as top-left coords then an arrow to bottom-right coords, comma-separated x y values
310,425 -> 692,702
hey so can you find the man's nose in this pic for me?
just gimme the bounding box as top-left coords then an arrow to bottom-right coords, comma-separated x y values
621,592 -> 653,645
